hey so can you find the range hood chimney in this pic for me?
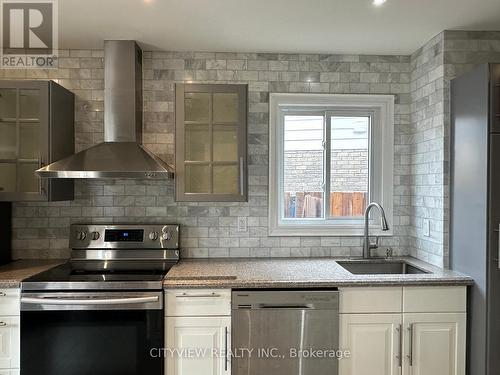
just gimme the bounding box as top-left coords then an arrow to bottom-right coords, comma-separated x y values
36,40 -> 174,179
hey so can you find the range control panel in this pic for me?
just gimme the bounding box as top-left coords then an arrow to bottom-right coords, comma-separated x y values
70,224 -> 179,250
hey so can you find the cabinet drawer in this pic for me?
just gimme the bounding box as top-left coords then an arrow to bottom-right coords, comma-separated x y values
0,370 -> 19,375
165,289 -> 231,317
0,290 -> 19,316
339,287 -> 402,313
403,286 -> 466,313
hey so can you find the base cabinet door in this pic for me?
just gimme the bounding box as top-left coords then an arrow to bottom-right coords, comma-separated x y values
0,317 -> 19,369
339,314 -> 402,375
166,316 -> 231,375
404,313 -> 466,375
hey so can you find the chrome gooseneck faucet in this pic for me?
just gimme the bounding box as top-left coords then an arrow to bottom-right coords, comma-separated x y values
363,202 -> 390,258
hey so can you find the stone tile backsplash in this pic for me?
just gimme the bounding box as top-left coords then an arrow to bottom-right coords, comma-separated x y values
7,51 -> 412,260
6,31 -> 500,267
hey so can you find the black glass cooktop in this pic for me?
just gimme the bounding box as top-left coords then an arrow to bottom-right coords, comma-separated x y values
23,261 -> 174,283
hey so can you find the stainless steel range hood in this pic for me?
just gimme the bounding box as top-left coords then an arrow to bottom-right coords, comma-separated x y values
36,40 -> 174,179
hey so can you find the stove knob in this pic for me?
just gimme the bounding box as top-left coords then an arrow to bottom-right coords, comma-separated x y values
76,231 -> 87,241
149,231 -> 159,241
90,231 -> 100,241
161,231 -> 172,241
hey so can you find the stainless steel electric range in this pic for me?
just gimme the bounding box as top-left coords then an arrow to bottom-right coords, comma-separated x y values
20,224 -> 179,375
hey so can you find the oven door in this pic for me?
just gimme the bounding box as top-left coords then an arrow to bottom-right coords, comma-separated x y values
20,291 -> 164,375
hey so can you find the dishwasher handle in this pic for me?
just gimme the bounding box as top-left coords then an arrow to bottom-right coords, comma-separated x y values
257,304 -> 314,309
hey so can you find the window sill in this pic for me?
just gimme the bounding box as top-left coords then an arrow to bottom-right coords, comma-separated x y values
268,225 -> 394,237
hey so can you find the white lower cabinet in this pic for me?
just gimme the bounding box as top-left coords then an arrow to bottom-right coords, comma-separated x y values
0,317 -> 19,370
166,317 -> 231,375
339,286 -> 466,375
404,313 -> 466,375
165,289 -> 232,375
0,289 -> 19,375
339,314 -> 402,375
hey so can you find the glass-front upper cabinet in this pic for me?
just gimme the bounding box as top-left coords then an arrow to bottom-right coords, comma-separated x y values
176,84 -> 247,201
0,80 -> 74,201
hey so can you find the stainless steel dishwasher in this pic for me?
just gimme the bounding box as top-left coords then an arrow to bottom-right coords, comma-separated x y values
232,290 -> 339,375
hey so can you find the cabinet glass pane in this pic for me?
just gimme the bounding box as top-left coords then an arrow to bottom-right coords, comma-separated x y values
0,123 -> 17,159
213,125 -> 238,162
19,90 -> 40,119
19,123 -> 39,159
0,89 -> 17,119
213,165 -> 239,194
185,164 -> 210,193
213,93 -> 238,123
0,163 -> 16,192
185,124 -> 209,161
185,93 -> 210,122
18,162 -> 38,192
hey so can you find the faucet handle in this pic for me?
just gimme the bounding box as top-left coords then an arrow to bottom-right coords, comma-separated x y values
385,248 -> 393,259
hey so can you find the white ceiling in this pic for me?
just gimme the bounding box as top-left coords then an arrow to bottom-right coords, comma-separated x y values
59,0 -> 500,55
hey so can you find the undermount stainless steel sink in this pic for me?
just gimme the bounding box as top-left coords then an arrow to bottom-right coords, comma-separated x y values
337,260 -> 430,275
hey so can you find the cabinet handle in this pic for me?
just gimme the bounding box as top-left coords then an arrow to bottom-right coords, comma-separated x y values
407,324 -> 414,366
0,322 -> 6,326
239,157 -> 244,195
0,292 -> 6,297
38,158 -> 45,195
396,324 -> 402,367
176,292 -> 221,298
224,326 -> 228,372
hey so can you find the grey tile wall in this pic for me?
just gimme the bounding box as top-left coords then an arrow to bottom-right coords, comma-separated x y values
7,50 -> 412,260
8,31 -> 500,265
409,30 -> 500,267
409,33 -> 446,266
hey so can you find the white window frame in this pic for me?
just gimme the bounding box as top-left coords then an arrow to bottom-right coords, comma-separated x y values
269,93 -> 394,236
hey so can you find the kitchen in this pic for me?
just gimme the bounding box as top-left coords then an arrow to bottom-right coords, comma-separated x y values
0,0 -> 498,374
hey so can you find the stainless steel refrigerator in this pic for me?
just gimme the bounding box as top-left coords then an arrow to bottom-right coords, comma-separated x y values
450,63 -> 500,375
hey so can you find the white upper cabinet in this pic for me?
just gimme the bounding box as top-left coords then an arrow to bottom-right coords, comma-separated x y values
175,84 -> 247,202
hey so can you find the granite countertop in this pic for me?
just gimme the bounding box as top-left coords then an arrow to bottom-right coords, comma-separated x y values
0,260 -> 64,288
164,257 -> 474,289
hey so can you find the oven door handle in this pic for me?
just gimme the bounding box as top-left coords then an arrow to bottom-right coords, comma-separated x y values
21,295 -> 159,305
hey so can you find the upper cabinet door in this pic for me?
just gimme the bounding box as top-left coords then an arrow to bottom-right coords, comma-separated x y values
176,84 -> 247,202
0,81 -> 47,201
0,80 -> 74,202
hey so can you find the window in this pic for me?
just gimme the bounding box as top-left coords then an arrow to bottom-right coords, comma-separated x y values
269,93 -> 394,236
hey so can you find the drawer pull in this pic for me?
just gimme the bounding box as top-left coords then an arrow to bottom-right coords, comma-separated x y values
176,292 -> 221,298
0,322 -> 6,326
0,292 -> 6,297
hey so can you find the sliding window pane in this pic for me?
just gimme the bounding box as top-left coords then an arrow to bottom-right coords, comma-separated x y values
330,116 -> 369,218
283,115 -> 324,219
